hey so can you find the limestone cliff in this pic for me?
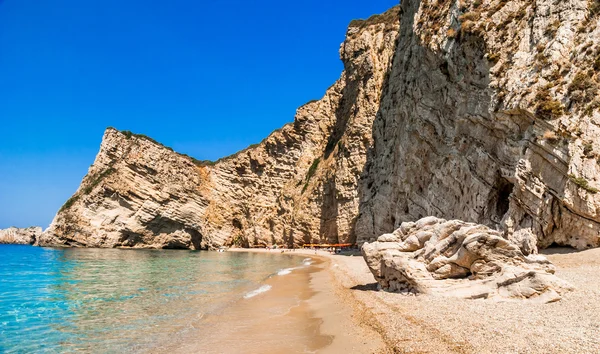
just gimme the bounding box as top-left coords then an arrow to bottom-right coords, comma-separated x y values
40,1 -> 600,253
38,7 -> 401,249
356,0 -> 600,254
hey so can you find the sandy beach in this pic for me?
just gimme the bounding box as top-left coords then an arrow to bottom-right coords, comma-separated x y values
153,249 -> 384,354
157,247 -> 600,353
303,247 -> 600,353
227,246 -> 600,353
225,248 -> 388,353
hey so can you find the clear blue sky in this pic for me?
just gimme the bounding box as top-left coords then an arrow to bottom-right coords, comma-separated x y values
0,0 -> 398,228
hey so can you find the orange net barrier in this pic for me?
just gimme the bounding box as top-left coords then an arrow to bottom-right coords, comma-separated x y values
302,243 -> 354,248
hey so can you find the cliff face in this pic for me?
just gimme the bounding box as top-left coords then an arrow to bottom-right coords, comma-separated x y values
40,1 -> 600,253
38,8 -> 400,249
356,0 -> 600,253
38,130 -> 212,249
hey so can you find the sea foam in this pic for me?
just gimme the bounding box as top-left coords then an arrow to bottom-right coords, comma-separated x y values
244,285 -> 272,299
277,268 -> 294,276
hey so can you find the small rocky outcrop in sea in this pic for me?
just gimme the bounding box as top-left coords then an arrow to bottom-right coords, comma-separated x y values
362,217 -> 573,303
0,227 -> 42,245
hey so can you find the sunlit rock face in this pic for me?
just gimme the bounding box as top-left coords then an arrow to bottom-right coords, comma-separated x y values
41,0 -> 600,253
362,217 -> 573,303
0,227 -> 41,245
39,7 -> 401,249
356,0 -> 600,254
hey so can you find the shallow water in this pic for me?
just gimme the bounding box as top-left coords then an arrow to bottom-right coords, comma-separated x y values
165,254 -> 332,354
0,245 -> 302,353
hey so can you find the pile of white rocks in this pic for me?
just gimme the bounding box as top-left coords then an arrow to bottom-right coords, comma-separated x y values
362,217 -> 573,303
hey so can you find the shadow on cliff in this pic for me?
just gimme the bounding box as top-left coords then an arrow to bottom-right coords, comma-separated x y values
319,78 -> 362,244
119,215 -> 204,250
540,245 -> 587,255
351,0 -> 523,244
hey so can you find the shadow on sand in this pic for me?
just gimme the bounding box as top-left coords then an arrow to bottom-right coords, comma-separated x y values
350,283 -> 379,292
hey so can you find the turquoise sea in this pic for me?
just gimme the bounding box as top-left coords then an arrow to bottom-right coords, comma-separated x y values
0,245 -> 301,353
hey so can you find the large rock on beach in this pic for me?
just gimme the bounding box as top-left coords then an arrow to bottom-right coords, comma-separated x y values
362,217 -> 573,303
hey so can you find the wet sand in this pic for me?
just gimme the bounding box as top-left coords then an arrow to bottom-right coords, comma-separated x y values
164,246 -> 600,353
231,247 -> 600,353
161,250 -> 385,353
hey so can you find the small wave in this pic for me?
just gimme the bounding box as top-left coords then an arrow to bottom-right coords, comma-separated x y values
244,285 -> 272,299
302,257 -> 313,266
277,268 -> 294,276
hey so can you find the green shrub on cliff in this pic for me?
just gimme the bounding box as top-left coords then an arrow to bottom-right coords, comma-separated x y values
82,168 -> 116,195
535,88 -> 564,120
568,71 -> 598,105
349,5 -> 400,30
189,156 -> 216,167
569,174 -> 599,194
306,158 -> 320,181
121,130 -> 174,151
569,72 -> 596,93
302,158 -> 321,193
60,196 -> 80,212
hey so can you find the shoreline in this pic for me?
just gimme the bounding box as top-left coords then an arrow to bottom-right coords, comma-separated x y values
156,248 -> 385,353
227,247 -> 388,353
9,244 -> 597,353
229,247 -> 600,353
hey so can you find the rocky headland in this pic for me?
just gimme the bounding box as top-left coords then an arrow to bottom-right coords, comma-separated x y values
30,0 -> 600,308
40,0 -> 600,255
38,7 -> 401,249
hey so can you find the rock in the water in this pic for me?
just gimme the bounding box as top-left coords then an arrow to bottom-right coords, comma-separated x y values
0,227 -> 42,245
362,218 -> 573,303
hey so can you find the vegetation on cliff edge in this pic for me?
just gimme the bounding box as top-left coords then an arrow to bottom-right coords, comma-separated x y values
349,5 -> 400,30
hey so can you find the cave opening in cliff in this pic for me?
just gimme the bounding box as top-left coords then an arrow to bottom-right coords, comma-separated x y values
485,177 -> 514,224
494,178 -> 514,221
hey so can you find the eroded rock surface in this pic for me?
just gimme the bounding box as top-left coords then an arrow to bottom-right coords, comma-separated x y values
0,227 -> 42,245
39,1 -> 600,253
38,7 -> 401,249
362,217 -> 573,303
356,0 -> 600,253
